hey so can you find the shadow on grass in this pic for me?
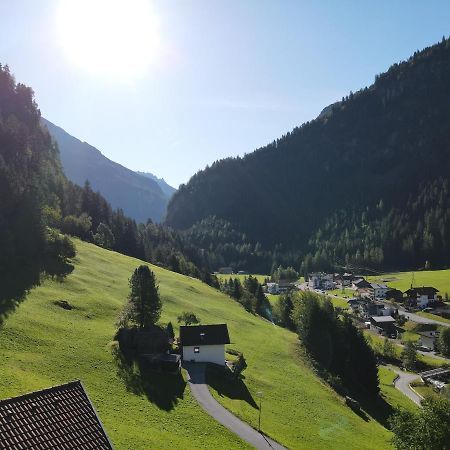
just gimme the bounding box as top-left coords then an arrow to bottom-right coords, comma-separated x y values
112,343 -> 186,411
0,259 -> 73,327
353,393 -> 395,428
205,364 -> 258,409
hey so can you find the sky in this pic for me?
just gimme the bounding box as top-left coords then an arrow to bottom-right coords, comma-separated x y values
1,1 -> 450,188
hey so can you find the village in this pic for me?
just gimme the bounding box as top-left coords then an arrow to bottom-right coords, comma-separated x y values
263,270 -> 450,397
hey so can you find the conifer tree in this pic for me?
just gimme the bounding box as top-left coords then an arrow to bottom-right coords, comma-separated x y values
122,265 -> 161,328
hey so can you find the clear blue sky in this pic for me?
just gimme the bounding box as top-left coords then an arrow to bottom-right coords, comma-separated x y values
1,1 -> 450,187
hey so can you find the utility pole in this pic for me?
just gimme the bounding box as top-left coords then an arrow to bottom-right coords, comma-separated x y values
257,391 -> 263,432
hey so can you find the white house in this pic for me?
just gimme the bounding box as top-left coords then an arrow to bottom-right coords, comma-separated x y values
405,287 -> 439,308
308,273 -> 335,290
180,324 -> 230,366
267,282 -> 280,294
370,283 -> 389,299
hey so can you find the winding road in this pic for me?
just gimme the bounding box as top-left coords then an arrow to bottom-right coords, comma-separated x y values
185,363 -> 287,450
389,366 -> 423,406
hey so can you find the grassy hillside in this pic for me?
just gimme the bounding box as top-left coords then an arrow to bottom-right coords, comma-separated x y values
0,240 -> 399,449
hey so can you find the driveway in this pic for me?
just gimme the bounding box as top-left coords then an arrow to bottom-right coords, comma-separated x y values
389,366 -> 423,406
185,363 -> 287,450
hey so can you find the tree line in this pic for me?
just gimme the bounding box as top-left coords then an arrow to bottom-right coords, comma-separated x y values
274,291 -> 379,397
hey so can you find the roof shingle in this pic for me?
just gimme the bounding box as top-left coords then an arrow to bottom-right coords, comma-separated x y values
0,381 -> 113,449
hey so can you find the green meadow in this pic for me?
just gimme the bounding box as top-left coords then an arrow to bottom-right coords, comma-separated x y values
368,269 -> 450,296
0,240 -> 408,449
215,273 -> 269,284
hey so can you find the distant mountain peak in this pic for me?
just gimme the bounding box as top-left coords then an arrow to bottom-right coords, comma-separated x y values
42,118 -> 171,223
136,171 -> 176,199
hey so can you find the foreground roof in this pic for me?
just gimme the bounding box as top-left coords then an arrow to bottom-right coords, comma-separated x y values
180,324 -> 230,346
0,380 -> 113,449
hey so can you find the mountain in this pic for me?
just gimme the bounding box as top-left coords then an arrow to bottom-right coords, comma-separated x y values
43,118 -> 169,223
166,37 -> 450,272
136,171 -> 176,198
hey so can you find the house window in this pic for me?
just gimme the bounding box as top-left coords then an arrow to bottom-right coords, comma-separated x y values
194,347 -> 200,353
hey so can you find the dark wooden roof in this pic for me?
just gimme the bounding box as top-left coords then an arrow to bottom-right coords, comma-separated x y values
405,287 -> 438,297
180,324 -> 230,346
0,380 -> 113,449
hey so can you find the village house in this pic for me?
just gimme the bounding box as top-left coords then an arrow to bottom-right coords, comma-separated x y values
0,381 -> 113,449
353,278 -> 372,297
385,288 -> 404,302
267,282 -> 279,294
369,283 -> 389,300
353,278 -> 371,290
218,267 -> 233,275
308,272 -> 335,290
369,315 -> 396,336
404,287 -> 439,308
334,272 -> 354,287
180,324 -> 230,366
278,279 -> 296,293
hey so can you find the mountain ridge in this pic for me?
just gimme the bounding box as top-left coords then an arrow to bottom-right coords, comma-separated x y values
165,37 -> 450,272
136,171 -> 176,198
43,118 -> 172,223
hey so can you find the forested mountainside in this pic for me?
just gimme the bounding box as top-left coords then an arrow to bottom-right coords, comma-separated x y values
43,118 -> 170,223
137,171 -> 176,198
166,37 -> 450,273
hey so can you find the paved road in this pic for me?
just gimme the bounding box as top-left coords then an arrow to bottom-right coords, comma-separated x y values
185,363 -> 287,450
397,309 -> 450,328
389,366 -> 423,406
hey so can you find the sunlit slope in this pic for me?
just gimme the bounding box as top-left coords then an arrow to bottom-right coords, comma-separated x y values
0,240 -> 393,449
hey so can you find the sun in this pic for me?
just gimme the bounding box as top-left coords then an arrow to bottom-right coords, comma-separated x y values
56,0 -> 161,81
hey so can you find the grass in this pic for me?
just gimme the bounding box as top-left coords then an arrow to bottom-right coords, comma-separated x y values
266,293 -> 279,306
327,288 -> 357,298
378,367 -> 418,412
411,383 -> 440,399
400,331 -> 420,343
0,240 -> 248,450
216,273 -> 269,284
368,269 -> 450,296
327,296 -> 351,310
0,240 -> 400,449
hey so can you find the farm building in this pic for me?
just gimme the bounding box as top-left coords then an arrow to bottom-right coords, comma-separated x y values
180,324 -> 230,366
0,381 -> 113,449
369,315 -> 396,335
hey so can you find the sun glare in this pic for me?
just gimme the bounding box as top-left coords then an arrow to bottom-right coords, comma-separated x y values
56,0 -> 161,81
